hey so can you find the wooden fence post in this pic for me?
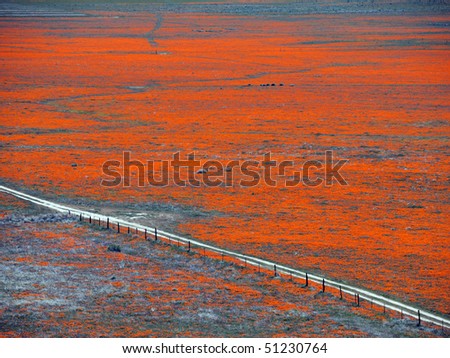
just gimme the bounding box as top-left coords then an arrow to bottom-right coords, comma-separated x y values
89,216 -> 91,224
274,264 -> 277,277
188,241 -> 191,252
417,310 -> 421,327
144,229 -> 147,240
305,273 -> 309,287
154,228 -> 158,241
339,285 -> 343,300
117,222 -> 120,233
127,226 -> 130,234
357,293 -> 360,307
107,218 -> 109,229
79,213 -> 82,221
322,278 -> 325,292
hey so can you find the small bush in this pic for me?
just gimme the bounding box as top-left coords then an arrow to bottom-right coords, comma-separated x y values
107,244 -> 121,252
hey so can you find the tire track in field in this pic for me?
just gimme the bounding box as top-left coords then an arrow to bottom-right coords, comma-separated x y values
146,13 -> 163,48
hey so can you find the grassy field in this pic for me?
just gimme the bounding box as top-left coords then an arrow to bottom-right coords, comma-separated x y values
1,0 -> 449,337
1,192 -> 445,337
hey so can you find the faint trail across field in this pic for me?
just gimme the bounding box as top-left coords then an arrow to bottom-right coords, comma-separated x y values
1,184 -> 449,330
146,13 -> 163,47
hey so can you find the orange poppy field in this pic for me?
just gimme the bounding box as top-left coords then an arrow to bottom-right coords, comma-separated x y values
1,0 -> 449,337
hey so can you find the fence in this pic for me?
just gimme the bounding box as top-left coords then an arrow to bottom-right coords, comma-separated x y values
1,184 -> 449,332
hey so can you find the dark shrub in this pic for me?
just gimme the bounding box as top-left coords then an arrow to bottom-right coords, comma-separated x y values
107,244 -> 121,252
